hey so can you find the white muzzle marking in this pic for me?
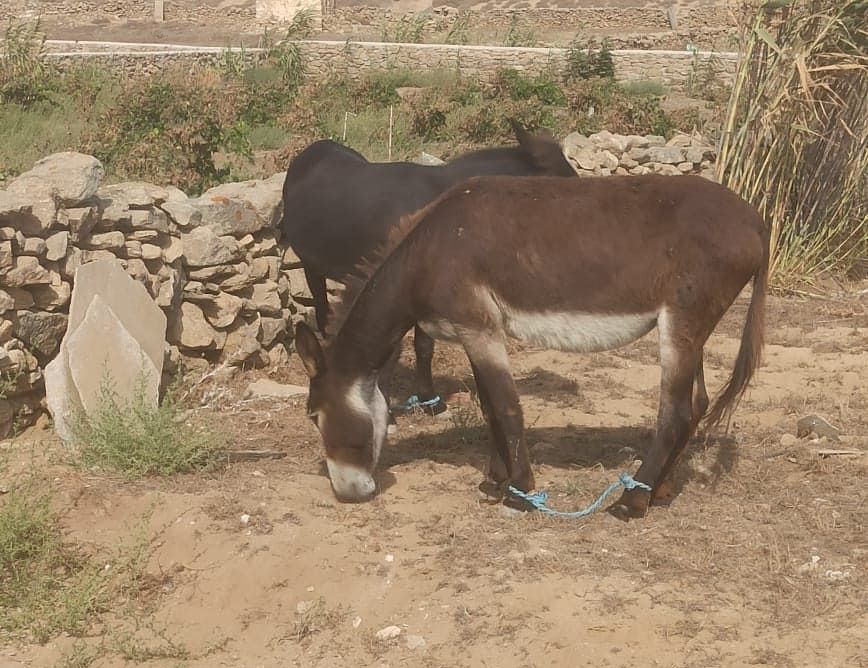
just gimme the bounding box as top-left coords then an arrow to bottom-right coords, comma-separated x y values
326,457 -> 376,501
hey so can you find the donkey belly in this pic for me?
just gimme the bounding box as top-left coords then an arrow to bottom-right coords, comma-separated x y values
502,309 -> 658,353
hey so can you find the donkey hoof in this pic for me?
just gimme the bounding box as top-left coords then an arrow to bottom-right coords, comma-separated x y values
650,481 -> 677,507
606,502 -> 645,522
478,479 -> 505,501
422,397 -> 448,416
607,488 -> 651,521
503,489 -> 538,514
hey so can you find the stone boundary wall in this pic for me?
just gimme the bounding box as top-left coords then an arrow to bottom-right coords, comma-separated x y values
1,0 -> 254,21
1,152 -> 310,437
45,40 -> 738,91
323,5 -> 737,34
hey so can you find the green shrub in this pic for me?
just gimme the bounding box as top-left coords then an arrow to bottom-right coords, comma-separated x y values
503,13 -> 538,47
492,68 -> 567,106
71,367 -> 224,478
0,19 -> 57,107
564,39 -> 615,82
86,70 -> 252,194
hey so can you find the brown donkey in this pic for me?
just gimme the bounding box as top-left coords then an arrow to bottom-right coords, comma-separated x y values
295,174 -> 769,519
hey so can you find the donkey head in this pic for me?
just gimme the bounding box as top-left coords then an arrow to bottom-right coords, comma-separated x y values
509,118 -> 578,177
295,322 -> 389,503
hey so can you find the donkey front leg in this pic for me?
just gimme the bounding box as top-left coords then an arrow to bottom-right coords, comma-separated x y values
462,336 -> 535,502
470,361 -> 510,501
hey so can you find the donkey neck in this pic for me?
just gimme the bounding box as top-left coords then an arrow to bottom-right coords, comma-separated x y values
331,253 -> 417,376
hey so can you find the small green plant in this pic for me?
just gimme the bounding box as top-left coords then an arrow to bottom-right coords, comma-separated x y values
381,13 -> 428,44
0,18 -> 56,107
492,68 -> 567,105
503,13 -> 538,47
71,366 -> 224,477
0,483 -> 106,642
564,38 -> 615,82
444,13 -> 472,45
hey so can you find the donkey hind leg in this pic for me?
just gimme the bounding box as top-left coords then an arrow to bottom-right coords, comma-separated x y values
304,267 -> 329,333
462,336 -> 535,508
470,361 -> 510,502
609,315 -> 704,520
651,355 -> 710,507
413,327 -> 447,415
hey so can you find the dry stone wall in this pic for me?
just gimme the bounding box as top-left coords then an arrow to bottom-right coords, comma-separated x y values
0,152 -> 312,437
45,41 -> 738,91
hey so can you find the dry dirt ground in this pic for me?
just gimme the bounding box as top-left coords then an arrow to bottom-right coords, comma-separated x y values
3,287 -> 867,667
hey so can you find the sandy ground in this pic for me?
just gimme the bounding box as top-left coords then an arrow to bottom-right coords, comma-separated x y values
1,285 -> 866,667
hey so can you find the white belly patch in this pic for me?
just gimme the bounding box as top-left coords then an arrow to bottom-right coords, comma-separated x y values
501,308 -> 658,353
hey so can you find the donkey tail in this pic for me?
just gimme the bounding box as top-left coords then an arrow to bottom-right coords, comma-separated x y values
703,228 -> 770,433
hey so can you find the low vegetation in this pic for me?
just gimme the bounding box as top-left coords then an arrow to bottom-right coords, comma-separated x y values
0,482 -> 104,642
718,0 -> 867,283
70,368 -> 224,477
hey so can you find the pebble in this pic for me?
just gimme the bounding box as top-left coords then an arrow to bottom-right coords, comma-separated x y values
352,616 -> 362,628
375,625 -> 402,641
406,634 -> 426,650
240,513 -> 251,526
780,433 -> 798,447
385,554 -> 394,563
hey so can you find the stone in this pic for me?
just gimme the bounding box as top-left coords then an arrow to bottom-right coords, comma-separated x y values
167,302 -> 225,350
0,288 -> 32,312
131,208 -> 171,233
97,181 -> 171,209
0,319 -> 14,344
66,260 -> 167,372
590,130 -> 628,152
249,281 -> 282,316
562,132 -> 594,155
124,258 -> 150,285
15,311 -> 68,360
21,237 -> 47,257
188,263 -> 240,281
192,172 -> 284,236
625,135 -> 649,149
629,165 -> 651,176
124,240 -> 143,258
6,152 -> 104,206
258,316 -> 286,347
569,148 -> 600,171
222,315 -> 262,364
0,241 -> 11,270
218,267 -> 256,292
128,229 -> 160,242
243,379 -> 307,400
81,249 -> 119,265
416,152 -> 445,166
598,150 -> 620,171
156,269 -> 182,309
0,191 -> 57,236
45,231 -> 69,262
141,244 -> 162,260
65,294 -> 161,416
30,282 -> 72,311
647,146 -> 685,165
677,162 -> 694,173
237,234 -> 254,247
375,626 -> 402,641
201,291 -> 244,328
60,206 -> 98,241
619,155 -> 638,169
627,147 -> 651,164
268,343 -> 290,367
282,246 -> 302,268
60,246 -> 82,281
666,134 -> 693,148
85,230 -> 125,251
160,199 -> 202,228
653,163 -> 682,176
1,256 -> 50,287
181,227 -> 237,267
685,147 -> 705,164
780,433 -> 798,447
250,234 -> 277,257
250,256 -> 271,281
405,635 -> 426,650
163,236 -> 183,263
645,135 -> 666,146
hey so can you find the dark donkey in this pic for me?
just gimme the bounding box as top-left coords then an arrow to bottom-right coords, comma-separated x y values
280,122 -> 576,417
294,174 -> 768,520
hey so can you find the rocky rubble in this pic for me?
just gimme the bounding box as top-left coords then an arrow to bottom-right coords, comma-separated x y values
0,152 -> 307,437
562,130 -> 717,179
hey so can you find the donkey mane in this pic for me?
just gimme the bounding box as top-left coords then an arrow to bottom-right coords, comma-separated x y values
324,189 -> 455,340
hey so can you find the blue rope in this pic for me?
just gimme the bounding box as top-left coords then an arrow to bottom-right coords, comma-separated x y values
395,394 -> 442,412
507,472 -> 651,519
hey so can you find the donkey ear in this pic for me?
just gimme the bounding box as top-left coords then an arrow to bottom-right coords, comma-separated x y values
295,322 -> 326,379
508,118 -> 530,144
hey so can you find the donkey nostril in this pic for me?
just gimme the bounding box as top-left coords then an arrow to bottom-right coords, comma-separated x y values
326,458 -> 376,502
